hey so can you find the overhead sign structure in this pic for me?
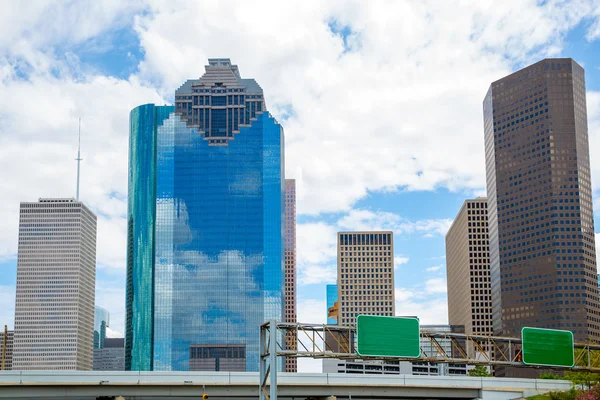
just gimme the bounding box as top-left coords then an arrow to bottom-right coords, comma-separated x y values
521,327 -> 574,367
357,315 -> 420,358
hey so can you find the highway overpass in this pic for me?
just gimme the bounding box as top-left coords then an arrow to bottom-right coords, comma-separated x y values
0,371 -> 571,400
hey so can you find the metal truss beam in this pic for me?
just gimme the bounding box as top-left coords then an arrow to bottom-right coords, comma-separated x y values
259,320 -> 600,400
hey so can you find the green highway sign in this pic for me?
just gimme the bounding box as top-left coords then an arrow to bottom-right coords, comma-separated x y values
521,327 -> 574,367
357,315 -> 420,358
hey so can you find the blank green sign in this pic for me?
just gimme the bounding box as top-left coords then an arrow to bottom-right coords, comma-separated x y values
357,315 -> 420,358
522,327 -> 574,367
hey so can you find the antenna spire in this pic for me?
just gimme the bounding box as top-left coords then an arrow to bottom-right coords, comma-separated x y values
76,118 -> 82,201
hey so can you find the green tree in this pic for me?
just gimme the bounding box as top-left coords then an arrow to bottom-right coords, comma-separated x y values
468,365 -> 492,377
564,371 -> 600,390
541,373 -> 563,380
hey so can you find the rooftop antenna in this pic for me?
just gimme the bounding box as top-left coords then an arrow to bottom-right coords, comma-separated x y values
76,118 -> 82,201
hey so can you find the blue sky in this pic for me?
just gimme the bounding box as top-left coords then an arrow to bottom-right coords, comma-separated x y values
1,2 -> 600,371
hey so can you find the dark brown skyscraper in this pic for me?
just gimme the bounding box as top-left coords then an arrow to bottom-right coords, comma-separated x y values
484,59 -> 599,346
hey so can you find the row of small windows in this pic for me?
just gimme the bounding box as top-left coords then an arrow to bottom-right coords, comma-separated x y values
339,233 -> 391,246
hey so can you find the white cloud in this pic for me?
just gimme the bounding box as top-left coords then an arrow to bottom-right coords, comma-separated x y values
426,265 -> 443,273
395,279 -> 449,324
337,209 -> 452,237
396,295 -> 448,326
297,298 -> 327,325
0,285 -> 15,330
394,256 -> 409,269
0,0 -> 599,360
105,326 -> 123,338
587,92 -> 600,213
296,298 -> 326,372
0,75 -> 163,265
296,209 -> 451,285
425,278 -> 447,294
95,283 -> 126,334
585,5 -> 600,41
297,222 -> 337,266
298,264 -> 337,285
130,0 -> 599,216
395,288 -> 416,303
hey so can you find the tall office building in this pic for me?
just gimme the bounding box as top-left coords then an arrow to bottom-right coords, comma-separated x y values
94,306 -> 110,349
446,198 -> 493,352
484,58 -> 599,343
126,59 -> 285,372
1,330 -> 13,371
284,179 -> 297,372
93,338 -> 125,371
337,232 -> 395,327
13,198 -> 97,370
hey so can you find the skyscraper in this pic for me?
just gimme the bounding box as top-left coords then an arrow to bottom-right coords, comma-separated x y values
13,198 -> 97,370
94,306 -> 110,349
484,58 -> 599,343
1,330 -> 13,371
284,179 -> 297,372
446,198 -> 493,350
337,232 -> 395,327
126,59 -> 285,372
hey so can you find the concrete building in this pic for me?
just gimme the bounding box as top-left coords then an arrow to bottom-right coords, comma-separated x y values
326,232 -> 395,373
284,179 -> 297,372
1,330 -> 13,370
94,306 -> 110,349
93,338 -> 124,371
484,59 -> 599,345
126,59 -> 285,372
13,198 -> 97,370
445,198 -> 493,357
337,232 -> 395,327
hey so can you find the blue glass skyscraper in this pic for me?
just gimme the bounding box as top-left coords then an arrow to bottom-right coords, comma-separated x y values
94,306 -> 110,349
326,284 -> 338,325
126,59 -> 285,372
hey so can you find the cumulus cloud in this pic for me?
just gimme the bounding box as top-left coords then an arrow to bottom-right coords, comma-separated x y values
106,326 -> 124,338
0,0 -> 600,351
395,291 -> 448,325
296,209 -> 451,285
295,298 -> 326,372
425,278 -> 447,294
337,209 -> 453,236
426,265 -> 443,273
130,0 -> 600,217
298,264 -> 337,285
0,285 -> 15,329
95,282 -> 126,334
394,256 -> 410,269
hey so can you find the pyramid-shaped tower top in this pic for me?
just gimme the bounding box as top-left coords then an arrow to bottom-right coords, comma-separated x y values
174,58 -> 267,146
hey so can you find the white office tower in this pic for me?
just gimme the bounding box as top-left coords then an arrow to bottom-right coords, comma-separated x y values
13,198 -> 97,370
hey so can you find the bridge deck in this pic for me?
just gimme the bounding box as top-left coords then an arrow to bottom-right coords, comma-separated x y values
0,371 -> 572,399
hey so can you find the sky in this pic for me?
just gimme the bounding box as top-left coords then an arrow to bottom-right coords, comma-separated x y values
1,0 -> 600,373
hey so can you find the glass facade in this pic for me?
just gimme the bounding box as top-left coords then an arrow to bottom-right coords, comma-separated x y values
326,284 -> 338,325
94,306 -> 110,349
126,59 -> 285,372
